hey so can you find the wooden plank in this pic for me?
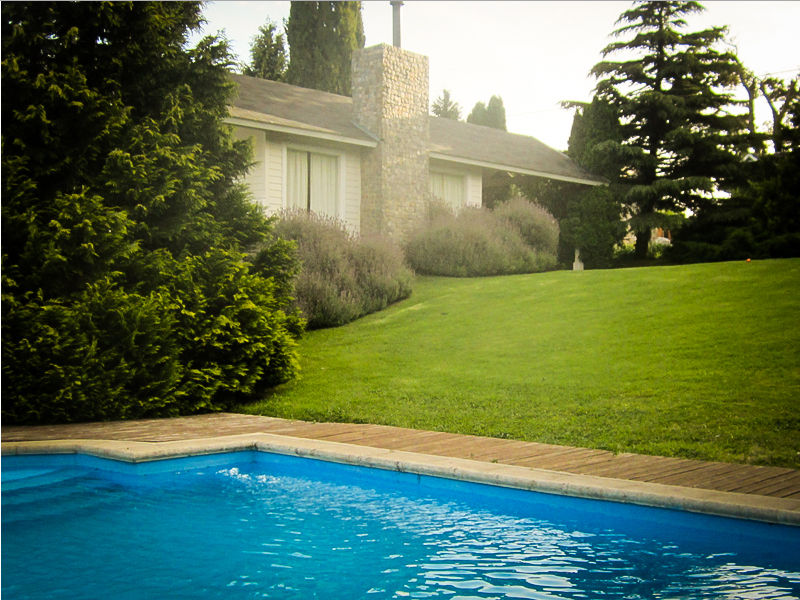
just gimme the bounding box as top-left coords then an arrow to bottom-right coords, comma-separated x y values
468,441 -> 552,462
630,461 -> 725,484
360,432 -> 447,450
636,463 -> 746,488
634,459 -> 739,481
734,474 -> 800,497
514,449 -> 611,471
713,468 -> 798,493
385,432 -> 466,453
584,454 -> 685,478
691,466 -> 789,492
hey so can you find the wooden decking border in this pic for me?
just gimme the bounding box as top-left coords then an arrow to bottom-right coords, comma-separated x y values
3,413 -> 799,524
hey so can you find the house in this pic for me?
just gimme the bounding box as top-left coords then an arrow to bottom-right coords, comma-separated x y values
226,43 -> 602,240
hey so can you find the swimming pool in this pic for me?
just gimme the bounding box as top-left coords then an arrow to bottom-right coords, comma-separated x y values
3,450 -> 799,599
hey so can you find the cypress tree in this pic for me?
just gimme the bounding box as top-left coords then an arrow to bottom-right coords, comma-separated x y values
485,96 -> 507,131
285,1 -> 365,96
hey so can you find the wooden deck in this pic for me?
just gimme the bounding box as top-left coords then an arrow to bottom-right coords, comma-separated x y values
3,413 -> 800,500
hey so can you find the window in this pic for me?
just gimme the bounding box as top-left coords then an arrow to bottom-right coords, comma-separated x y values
286,149 -> 339,217
430,171 -> 466,210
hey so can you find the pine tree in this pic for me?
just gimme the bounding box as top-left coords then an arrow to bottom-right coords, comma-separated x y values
591,1 -> 746,258
432,89 -> 462,120
285,1 -> 365,96
243,19 -> 287,81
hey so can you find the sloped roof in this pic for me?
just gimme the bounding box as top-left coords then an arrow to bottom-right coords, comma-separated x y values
228,74 -> 602,185
429,117 -> 600,185
229,74 -> 376,146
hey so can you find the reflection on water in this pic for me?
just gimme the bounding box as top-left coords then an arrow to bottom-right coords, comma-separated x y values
2,456 -> 799,599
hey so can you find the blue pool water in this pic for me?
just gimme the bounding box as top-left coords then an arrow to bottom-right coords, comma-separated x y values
2,451 -> 799,599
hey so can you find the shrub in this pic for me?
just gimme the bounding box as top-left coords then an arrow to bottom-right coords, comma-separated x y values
1,249 -> 303,424
404,204 -> 557,277
2,279 -> 181,424
351,235 -> 414,314
1,4 -> 304,424
272,211 -> 412,328
494,196 -> 559,255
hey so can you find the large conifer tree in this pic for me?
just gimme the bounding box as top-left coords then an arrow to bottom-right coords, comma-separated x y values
2,2 -> 301,423
285,1 -> 365,96
591,1 -> 745,258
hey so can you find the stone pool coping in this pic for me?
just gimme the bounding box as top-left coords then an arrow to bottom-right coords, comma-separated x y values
4,433 -> 799,526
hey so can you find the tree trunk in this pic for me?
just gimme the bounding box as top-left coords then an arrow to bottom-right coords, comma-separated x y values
634,228 -> 651,260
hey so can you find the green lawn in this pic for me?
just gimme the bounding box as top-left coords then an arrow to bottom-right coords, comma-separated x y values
238,258 -> 800,468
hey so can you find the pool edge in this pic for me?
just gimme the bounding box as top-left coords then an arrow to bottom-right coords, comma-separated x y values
3,434 -> 799,526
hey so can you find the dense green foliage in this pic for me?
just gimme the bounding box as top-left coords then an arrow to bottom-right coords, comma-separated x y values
466,95 -> 507,130
240,259 -> 800,468
285,1 -> 364,96
544,96 -> 628,268
270,211 -> 412,329
669,74 -> 800,262
242,19 -> 287,81
431,89 -> 462,120
2,2 -> 302,424
404,202 -> 557,277
591,1 -> 746,259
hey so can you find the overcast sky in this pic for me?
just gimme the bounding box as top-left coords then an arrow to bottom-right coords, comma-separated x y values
192,1 -> 800,151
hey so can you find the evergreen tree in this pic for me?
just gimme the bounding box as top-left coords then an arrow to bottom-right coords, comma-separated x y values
467,96 -> 506,130
558,97 -> 628,267
466,95 -> 510,204
2,2 -> 301,423
486,95 -> 507,131
285,1 -> 365,96
243,19 -> 287,81
591,1 -> 746,258
432,89 -> 462,120
671,75 -> 800,261
467,101 -> 488,126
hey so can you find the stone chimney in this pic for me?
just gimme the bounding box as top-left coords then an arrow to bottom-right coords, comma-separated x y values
352,44 -> 429,239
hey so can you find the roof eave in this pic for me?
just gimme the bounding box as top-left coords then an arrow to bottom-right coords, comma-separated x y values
225,115 -> 378,149
429,152 -> 606,187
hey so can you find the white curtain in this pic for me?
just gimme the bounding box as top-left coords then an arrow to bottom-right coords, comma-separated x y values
430,172 -> 466,210
310,153 -> 339,217
286,149 -> 308,210
286,149 -> 338,217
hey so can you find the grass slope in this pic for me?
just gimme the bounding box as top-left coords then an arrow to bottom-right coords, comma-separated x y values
239,259 -> 800,468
